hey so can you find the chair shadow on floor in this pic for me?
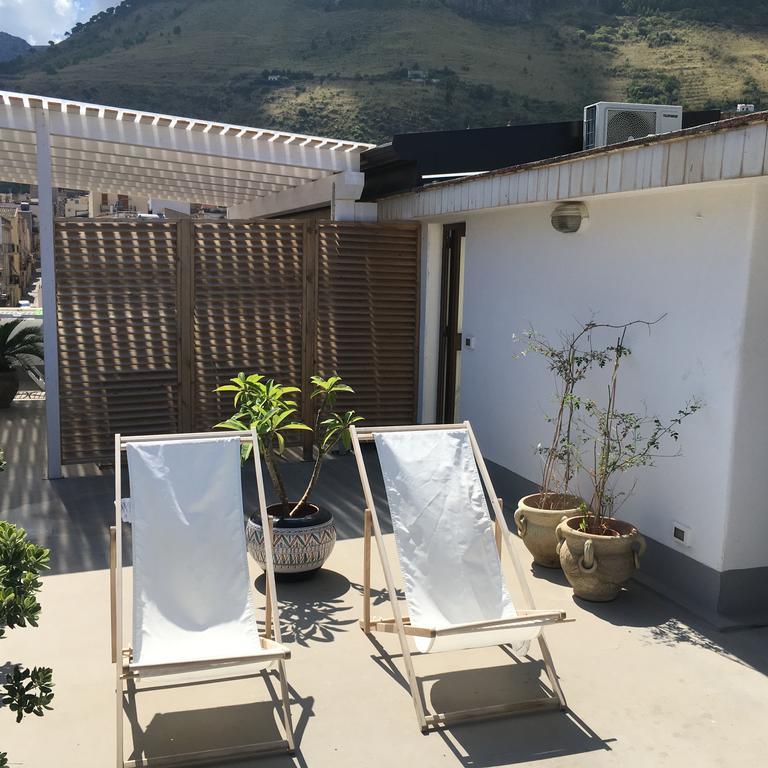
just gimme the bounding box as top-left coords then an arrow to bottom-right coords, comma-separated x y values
124,672 -> 314,768
254,568 -> 358,646
365,634 -> 612,767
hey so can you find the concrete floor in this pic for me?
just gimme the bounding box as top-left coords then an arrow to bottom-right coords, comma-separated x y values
2,401 -> 768,767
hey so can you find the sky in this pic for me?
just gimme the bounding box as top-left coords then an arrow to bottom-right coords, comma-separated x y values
0,0 -> 112,45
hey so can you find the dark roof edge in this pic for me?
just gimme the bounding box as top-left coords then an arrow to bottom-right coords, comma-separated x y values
379,110 -> 768,201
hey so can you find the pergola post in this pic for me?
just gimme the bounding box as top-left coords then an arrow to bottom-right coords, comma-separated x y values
34,107 -> 62,479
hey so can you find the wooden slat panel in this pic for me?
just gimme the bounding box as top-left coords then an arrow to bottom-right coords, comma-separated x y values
316,221 -> 420,426
55,220 -> 179,464
191,220 -> 305,430
54,218 -> 420,463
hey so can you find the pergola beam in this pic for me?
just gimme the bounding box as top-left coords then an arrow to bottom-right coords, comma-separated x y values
1,156 -> 285,201
34,108 -> 62,479
0,138 -> 306,190
0,100 -> 368,173
0,128 -> 328,183
0,163 -> 259,205
229,170 -> 366,219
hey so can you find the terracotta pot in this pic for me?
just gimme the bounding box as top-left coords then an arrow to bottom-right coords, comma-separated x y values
556,516 -> 646,601
245,502 -> 336,580
514,493 -> 583,568
0,369 -> 19,408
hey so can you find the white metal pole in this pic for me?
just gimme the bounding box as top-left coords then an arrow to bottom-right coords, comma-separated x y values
34,107 -> 62,479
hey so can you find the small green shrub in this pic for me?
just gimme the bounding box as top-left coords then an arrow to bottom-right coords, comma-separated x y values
0,456 -> 54,763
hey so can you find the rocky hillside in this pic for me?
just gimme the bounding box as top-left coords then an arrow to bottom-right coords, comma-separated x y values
0,32 -> 31,63
0,0 -> 766,142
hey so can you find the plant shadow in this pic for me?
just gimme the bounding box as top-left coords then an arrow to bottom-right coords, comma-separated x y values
254,568 -> 356,646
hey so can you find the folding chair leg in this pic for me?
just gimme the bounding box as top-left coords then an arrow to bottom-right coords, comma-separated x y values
362,508 -> 372,632
494,498 -> 503,557
538,633 -> 567,709
263,517 -> 275,640
116,677 -> 124,767
275,660 -> 295,752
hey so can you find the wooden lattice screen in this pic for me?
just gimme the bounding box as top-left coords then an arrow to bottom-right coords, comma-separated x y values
190,220 -> 306,431
55,220 -> 180,464
54,218 -> 420,464
316,222 -> 421,425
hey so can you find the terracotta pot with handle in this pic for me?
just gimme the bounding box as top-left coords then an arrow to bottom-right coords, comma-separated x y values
556,516 -> 646,601
514,493 -> 583,568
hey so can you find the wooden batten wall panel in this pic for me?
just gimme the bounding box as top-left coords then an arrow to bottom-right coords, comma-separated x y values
54,218 -> 420,464
316,222 -> 420,425
191,220 -> 305,431
55,220 -> 179,464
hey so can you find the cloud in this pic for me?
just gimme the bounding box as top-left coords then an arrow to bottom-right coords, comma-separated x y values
0,1 -> 111,45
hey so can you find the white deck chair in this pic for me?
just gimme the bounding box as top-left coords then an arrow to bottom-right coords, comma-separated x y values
351,421 -> 570,732
110,431 -> 294,768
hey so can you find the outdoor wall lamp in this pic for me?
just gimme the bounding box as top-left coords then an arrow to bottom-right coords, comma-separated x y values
551,201 -> 589,234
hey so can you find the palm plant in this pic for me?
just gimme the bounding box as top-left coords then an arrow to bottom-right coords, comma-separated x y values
0,319 -> 43,372
215,372 -> 362,517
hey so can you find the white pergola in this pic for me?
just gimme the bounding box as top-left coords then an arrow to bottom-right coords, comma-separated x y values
0,90 -> 376,477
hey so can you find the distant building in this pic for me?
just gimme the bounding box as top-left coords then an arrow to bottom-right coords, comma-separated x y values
0,203 -> 37,307
89,191 -> 149,217
63,194 -> 90,218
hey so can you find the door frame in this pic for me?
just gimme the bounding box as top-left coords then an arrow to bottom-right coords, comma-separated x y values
436,222 -> 466,423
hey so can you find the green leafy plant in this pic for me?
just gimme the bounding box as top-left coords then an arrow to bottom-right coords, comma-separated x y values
0,456 -> 54,766
3,665 -> 54,723
215,373 -> 362,517
573,322 -> 702,534
515,322 -> 613,507
0,319 -> 43,373
0,521 -> 50,635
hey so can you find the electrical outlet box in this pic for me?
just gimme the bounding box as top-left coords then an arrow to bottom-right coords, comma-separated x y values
672,522 -> 692,547
464,335 -> 476,350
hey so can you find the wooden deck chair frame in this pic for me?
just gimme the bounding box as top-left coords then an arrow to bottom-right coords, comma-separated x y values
350,421 -> 569,732
110,430 -> 295,768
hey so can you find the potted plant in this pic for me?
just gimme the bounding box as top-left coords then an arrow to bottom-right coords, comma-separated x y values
216,373 -> 362,579
556,322 -> 702,601
513,322 -> 611,567
1,448 -> 55,768
0,319 -> 43,408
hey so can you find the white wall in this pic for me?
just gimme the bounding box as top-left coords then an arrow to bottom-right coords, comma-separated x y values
722,182 -> 768,570
451,182 -> 758,572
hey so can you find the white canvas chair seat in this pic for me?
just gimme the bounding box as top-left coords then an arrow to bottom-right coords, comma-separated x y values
126,437 -> 271,674
111,431 -> 295,767
351,422 -> 569,731
375,428 -> 541,655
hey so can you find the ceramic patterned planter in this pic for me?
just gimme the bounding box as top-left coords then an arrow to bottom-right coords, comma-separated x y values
514,493 -> 583,568
556,516 -> 646,601
246,503 -> 336,579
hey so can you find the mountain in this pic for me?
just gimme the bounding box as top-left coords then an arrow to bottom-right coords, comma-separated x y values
0,0 -> 767,142
0,31 -> 31,63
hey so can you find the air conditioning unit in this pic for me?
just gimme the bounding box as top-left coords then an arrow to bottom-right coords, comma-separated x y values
583,102 -> 683,150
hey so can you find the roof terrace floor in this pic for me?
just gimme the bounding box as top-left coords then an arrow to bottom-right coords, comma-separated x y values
1,400 -> 767,767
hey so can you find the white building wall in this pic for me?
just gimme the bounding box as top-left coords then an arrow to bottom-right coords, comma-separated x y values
722,181 -> 768,570
451,182 -> 757,572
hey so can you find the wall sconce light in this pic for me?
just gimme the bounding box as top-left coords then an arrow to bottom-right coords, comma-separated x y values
551,202 -> 588,234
